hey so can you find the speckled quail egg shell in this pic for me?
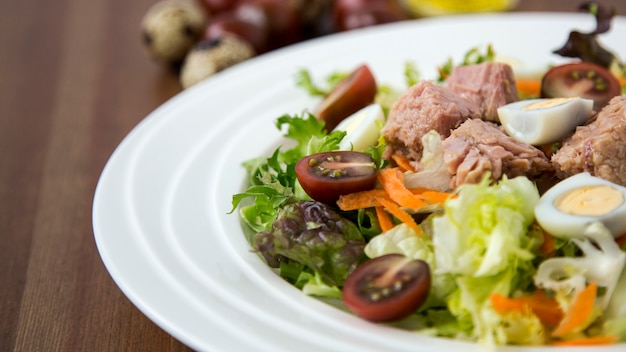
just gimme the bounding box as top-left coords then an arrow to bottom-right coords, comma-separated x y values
535,172 -> 626,239
141,0 -> 207,64
333,104 -> 385,152
497,97 -> 593,145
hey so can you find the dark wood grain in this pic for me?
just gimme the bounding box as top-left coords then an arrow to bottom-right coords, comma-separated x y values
2,0 -> 625,351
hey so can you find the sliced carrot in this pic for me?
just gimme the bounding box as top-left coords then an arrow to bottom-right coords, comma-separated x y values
552,335 -> 620,346
490,290 -> 563,326
377,168 -> 426,210
377,198 -> 422,235
391,154 -> 415,172
420,190 -> 456,204
336,189 -> 389,211
375,206 -> 395,232
539,230 -> 557,257
516,78 -> 542,97
552,282 -> 598,337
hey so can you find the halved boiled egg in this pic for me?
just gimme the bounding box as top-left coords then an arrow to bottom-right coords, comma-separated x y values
497,97 -> 593,145
535,172 -> 626,239
333,103 -> 385,152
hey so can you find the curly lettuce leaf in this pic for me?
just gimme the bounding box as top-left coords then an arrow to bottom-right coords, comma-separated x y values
295,68 -> 348,97
231,112 -> 345,231
253,201 -> 365,287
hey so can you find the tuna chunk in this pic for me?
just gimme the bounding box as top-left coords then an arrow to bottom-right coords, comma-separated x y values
552,95 -> 626,186
443,119 -> 552,188
445,62 -> 519,122
382,80 -> 481,163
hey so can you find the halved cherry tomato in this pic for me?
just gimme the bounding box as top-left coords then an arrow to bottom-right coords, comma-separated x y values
203,13 -> 268,53
540,62 -> 621,110
295,151 -> 377,204
343,254 -> 431,322
316,64 -> 377,131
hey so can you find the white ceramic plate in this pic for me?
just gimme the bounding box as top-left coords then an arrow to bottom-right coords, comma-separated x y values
93,13 -> 626,352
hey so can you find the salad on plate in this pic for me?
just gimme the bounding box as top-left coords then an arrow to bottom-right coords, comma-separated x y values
230,2 -> 626,348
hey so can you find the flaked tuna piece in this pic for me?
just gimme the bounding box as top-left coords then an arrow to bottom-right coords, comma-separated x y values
445,62 -> 519,122
552,95 -> 626,186
443,119 -> 552,188
382,80 -> 481,163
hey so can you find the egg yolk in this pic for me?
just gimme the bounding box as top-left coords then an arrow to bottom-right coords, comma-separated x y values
521,97 -> 577,110
555,185 -> 625,216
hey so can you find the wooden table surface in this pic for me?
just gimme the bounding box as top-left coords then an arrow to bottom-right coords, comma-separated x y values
2,0 -> 625,351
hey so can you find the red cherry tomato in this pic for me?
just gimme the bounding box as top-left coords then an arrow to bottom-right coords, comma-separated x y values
195,0 -> 239,15
340,7 -> 406,31
333,0 -> 407,31
540,62 -> 621,110
316,64 -> 377,131
343,254 -> 431,322
234,0 -> 301,49
295,151 -> 377,204
203,13 -> 268,53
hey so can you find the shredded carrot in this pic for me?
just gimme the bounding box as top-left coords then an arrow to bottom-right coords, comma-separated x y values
552,282 -> 598,337
377,198 -> 422,235
420,190 -> 456,203
377,168 -> 426,210
539,229 -> 557,257
490,290 -> 563,326
391,154 -> 415,172
336,189 -> 389,211
516,78 -> 542,97
375,206 -> 394,232
552,335 -> 620,346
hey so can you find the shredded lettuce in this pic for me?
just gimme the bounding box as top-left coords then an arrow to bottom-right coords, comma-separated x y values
432,175 -> 538,277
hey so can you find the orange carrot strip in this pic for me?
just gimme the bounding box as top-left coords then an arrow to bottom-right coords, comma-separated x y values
552,282 -> 598,337
336,189 -> 389,211
552,335 -> 620,346
539,230 -> 557,257
516,78 -> 542,97
490,290 -> 563,326
377,198 -> 422,235
391,154 -> 415,172
409,188 -> 456,205
377,168 -> 426,210
375,206 -> 394,232
420,190 -> 455,204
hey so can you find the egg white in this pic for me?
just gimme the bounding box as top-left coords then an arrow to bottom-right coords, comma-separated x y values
497,97 -> 593,145
334,104 -> 385,152
535,172 -> 626,239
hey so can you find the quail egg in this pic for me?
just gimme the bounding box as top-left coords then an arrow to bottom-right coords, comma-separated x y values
535,172 -> 626,239
333,104 -> 385,152
141,0 -> 207,65
497,97 -> 593,145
